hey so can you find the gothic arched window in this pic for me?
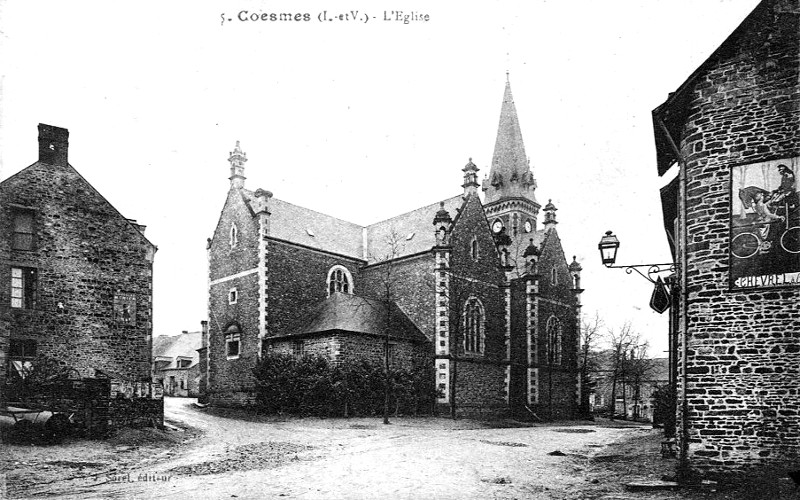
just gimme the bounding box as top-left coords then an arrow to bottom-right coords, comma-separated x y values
327,265 -> 353,296
546,316 -> 562,365
463,297 -> 485,354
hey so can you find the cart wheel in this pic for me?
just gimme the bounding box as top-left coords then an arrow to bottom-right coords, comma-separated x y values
45,413 -> 71,441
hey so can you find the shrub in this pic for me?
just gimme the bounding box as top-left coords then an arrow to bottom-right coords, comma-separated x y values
252,351 -> 434,417
651,383 -> 676,437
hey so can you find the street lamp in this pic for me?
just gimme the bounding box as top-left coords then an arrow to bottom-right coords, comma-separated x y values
597,230 -> 677,285
598,231 -> 620,266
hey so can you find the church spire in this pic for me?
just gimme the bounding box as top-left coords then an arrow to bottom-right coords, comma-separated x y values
228,140 -> 247,189
482,77 -> 537,205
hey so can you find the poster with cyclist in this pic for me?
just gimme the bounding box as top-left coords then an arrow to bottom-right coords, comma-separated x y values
731,157 -> 800,289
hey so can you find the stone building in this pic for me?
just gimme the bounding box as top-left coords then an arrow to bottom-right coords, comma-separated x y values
653,0 -> 799,477
153,330 -> 202,397
0,124 -> 161,428
205,80 -> 583,418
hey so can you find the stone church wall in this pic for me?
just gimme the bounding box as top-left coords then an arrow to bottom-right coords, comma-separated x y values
448,194 -> 508,415
267,239 -> 364,337
360,254 -> 436,340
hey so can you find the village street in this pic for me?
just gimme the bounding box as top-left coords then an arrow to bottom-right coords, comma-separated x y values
2,397 -> 680,500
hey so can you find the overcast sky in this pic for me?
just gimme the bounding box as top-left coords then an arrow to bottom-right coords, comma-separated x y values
0,0 -> 761,356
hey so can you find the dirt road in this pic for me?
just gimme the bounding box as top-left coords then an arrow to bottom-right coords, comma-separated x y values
6,398 -> 655,499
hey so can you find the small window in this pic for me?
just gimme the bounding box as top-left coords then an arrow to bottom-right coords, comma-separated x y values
224,323 -> 242,360
10,339 -> 37,359
12,211 -> 34,251
293,340 -> 305,357
7,339 -> 37,380
326,265 -> 353,296
384,342 -> 397,365
551,268 -> 557,285
230,223 -> 238,248
228,288 -> 238,304
180,379 -> 185,389
226,336 -> 241,360
470,237 -> 479,261
10,267 -> 36,309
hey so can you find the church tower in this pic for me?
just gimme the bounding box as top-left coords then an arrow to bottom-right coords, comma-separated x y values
482,76 -> 540,268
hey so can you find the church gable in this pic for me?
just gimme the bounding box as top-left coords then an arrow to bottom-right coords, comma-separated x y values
449,193 -> 504,282
536,229 -> 577,305
209,188 -> 261,281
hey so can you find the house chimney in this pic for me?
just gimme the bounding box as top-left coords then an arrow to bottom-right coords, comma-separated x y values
201,320 -> 209,348
38,124 -> 69,166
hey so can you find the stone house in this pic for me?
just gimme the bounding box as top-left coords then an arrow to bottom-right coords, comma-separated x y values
205,80 -> 584,418
0,124 -> 162,429
653,0 -> 799,477
153,330 -> 202,397
590,355 -> 669,422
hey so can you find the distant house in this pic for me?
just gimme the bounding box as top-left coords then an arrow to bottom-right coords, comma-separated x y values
153,331 -> 202,397
591,354 -> 669,422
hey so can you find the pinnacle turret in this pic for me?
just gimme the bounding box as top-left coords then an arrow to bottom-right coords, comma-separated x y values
229,140 -> 247,189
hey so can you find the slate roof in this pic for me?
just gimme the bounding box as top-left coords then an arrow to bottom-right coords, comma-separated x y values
276,292 -> 428,343
240,190 -> 365,259
244,185 -> 466,264
365,194 -> 464,263
152,331 -> 202,369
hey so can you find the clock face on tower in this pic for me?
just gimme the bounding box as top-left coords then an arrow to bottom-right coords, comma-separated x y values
524,220 -> 532,233
492,220 -> 504,233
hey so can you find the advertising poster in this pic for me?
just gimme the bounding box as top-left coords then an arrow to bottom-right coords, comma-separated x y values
731,157 -> 800,288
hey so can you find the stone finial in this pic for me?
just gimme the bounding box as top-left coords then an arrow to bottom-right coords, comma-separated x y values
433,202 -> 453,246
228,140 -> 248,189
569,255 -> 583,291
462,158 -> 480,196
543,199 -> 558,230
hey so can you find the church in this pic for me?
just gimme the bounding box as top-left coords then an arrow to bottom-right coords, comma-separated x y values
203,79 -> 584,419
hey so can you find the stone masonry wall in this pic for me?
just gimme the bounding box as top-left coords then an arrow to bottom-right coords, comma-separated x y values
0,160 -> 155,383
360,254 -> 436,340
268,240 -> 364,337
207,188 -> 262,405
448,194 -> 508,413
674,3 -> 799,475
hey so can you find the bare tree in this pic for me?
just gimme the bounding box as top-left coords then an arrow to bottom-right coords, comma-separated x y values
579,312 -> 604,417
364,229 -> 405,425
623,342 -> 654,420
607,322 -> 636,420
